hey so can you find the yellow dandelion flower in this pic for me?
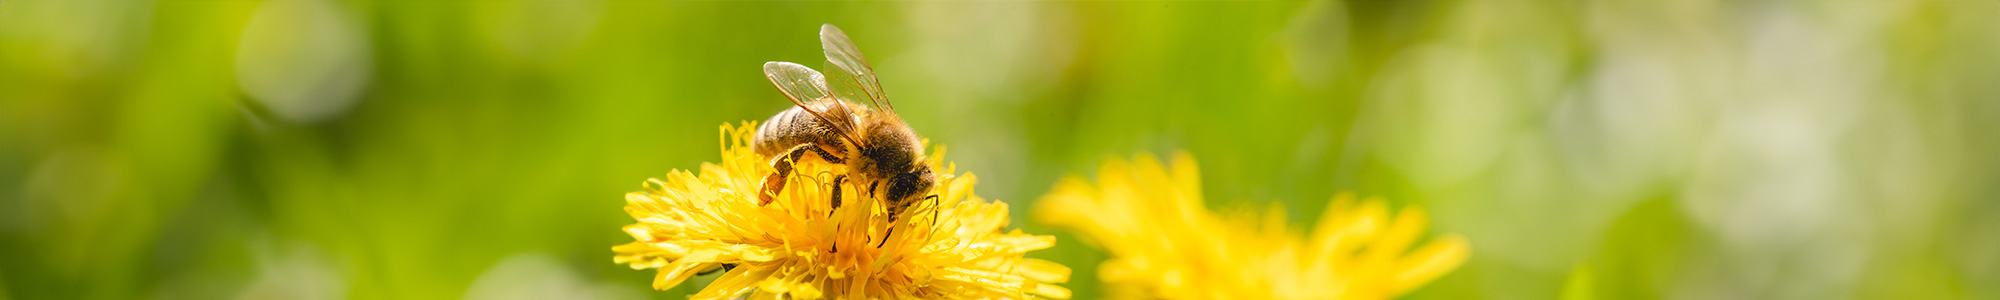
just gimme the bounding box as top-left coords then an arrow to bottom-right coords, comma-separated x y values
613,121 -> 1071,300
1034,152 -> 1468,300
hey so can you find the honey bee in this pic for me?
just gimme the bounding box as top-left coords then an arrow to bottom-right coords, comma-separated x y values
753,24 -> 936,234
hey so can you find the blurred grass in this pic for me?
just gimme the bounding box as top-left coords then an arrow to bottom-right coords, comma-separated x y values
3,1 -> 1999,299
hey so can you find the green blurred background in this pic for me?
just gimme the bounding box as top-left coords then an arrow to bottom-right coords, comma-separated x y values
4,1 -> 1999,299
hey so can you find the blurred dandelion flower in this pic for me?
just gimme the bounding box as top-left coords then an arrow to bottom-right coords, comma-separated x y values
1035,153 -> 1468,300
613,121 -> 1071,299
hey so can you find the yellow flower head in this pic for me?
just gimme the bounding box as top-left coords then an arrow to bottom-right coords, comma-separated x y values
614,121 -> 1071,300
1035,153 -> 1468,300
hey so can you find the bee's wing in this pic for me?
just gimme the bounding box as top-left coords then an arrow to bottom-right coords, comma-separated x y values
763,61 -> 831,104
819,24 -> 892,113
763,61 -> 862,145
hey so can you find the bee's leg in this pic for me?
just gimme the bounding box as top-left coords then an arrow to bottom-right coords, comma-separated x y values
829,175 -> 847,216
827,175 -> 847,253
696,263 -> 735,276
866,181 -> 880,198
927,194 -> 941,227
878,206 -> 902,248
759,143 -> 846,206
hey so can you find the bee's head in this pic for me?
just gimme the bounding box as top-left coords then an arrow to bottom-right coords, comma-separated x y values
852,114 -> 933,214
881,164 -> 936,212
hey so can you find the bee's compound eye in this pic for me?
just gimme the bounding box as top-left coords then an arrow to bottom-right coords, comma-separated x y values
907,173 -> 935,193
883,173 -> 932,205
